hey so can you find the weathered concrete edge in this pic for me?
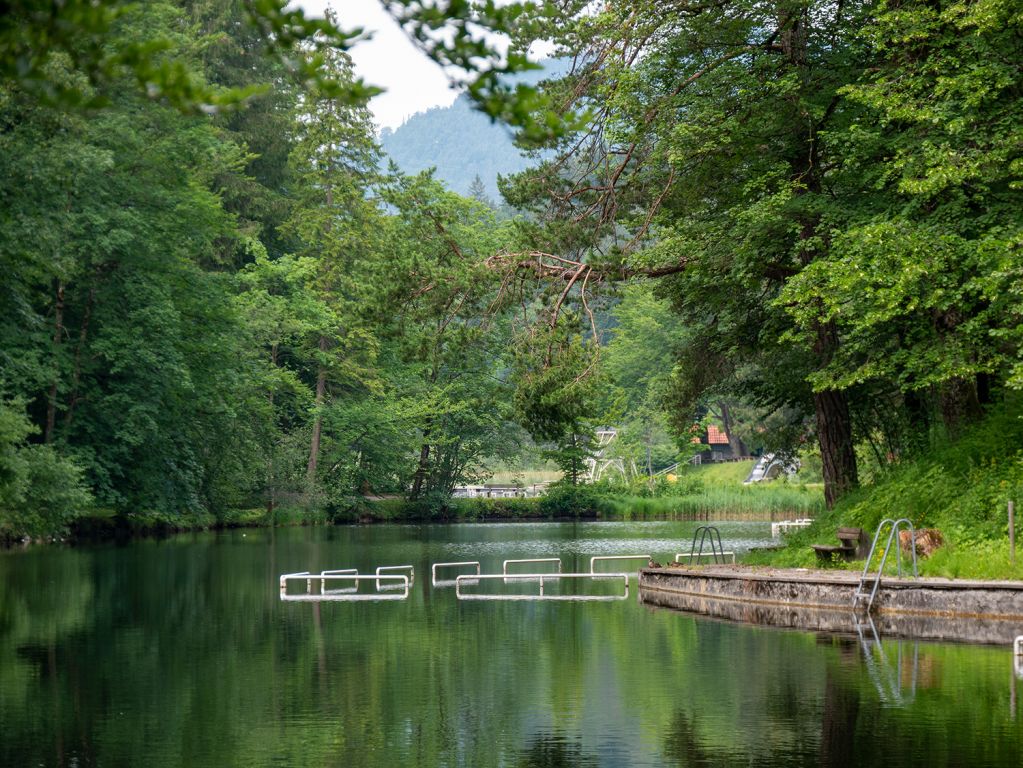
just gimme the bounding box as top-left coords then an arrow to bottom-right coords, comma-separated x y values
642,566 -> 1023,592
638,566 -> 1023,645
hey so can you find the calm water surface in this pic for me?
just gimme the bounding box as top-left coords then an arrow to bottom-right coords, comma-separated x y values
2,521 -> 1021,767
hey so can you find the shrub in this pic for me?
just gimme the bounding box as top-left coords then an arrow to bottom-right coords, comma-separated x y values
1,444 -> 92,540
536,483 -> 608,518
1,397 -> 92,540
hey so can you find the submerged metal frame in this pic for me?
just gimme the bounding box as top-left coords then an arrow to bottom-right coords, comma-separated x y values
675,551 -> 736,564
455,572 -> 629,601
502,557 -> 562,576
590,555 -> 651,574
431,561 -> 481,586
376,565 -> 414,590
279,571 -> 410,601
320,568 -> 359,594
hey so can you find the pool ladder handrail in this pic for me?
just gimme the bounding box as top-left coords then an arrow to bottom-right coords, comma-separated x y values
853,518 -> 918,612
688,526 -> 725,565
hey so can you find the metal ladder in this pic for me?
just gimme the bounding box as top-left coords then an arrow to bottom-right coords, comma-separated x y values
688,526 -> 725,565
853,518 -> 918,612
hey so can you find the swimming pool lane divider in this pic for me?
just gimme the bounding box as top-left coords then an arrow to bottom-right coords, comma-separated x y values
455,572 -> 630,601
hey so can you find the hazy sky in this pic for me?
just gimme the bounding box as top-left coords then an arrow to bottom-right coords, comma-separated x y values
297,1 -> 459,130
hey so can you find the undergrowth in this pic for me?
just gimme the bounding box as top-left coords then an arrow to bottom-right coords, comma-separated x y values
748,400 -> 1023,579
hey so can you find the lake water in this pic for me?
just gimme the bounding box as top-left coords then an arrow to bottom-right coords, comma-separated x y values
2,521 -> 1021,767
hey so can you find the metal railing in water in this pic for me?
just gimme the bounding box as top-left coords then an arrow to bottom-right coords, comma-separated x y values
279,571 -> 410,601
455,572 -> 629,601
590,555 -> 650,574
675,551 -> 736,564
376,565 -> 414,589
502,557 -> 562,576
431,561 -> 481,586
320,568 -> 359,594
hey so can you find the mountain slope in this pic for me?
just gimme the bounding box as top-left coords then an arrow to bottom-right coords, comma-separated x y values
379,59 -> 569,199
380,95 -> 531,199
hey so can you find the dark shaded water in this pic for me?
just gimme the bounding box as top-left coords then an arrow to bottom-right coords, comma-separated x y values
2,522 -> 1021,767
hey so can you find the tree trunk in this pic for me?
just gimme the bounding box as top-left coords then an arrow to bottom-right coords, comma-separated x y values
976,372 -> 992,405
717,400 -> 746,458
64,287 -> 94,430
306,335 -> 329,482
410,419 -> 433,500
305,154 -> 336,485
939,376 -> 982,437
814,389 -> 857,509
267,342 -> 279,519
645,423 -> 653,477
813,321 -> 858,508
44,280 -> 65,443
410,443 -> 431,499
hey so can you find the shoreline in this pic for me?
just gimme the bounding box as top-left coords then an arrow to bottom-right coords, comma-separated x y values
639,564 -> 1023,645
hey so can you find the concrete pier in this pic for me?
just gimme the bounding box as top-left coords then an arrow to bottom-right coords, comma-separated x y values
639,565 -> 1023,645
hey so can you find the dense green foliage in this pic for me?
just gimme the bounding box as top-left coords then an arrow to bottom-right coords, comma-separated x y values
749,400 -> 1023,578
2,0 -> 1021,545
0,2 -> 529,540
500,0 -> 1023,510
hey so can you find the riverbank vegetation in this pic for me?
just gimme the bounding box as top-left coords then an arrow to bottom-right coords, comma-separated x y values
748,401 -> 1023,579
2,1 -> 1021,549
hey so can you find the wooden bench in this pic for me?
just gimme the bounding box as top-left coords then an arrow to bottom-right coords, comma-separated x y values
811,527 -> 868,562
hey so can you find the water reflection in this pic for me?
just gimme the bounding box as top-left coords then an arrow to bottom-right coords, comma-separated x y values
855,615 -> 919,706
1,523 -> 1021,767
519,733 -> 598,768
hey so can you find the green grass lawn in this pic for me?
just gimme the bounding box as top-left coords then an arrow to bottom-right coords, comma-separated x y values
487,469 -> 563,485
679,460 -> 756,486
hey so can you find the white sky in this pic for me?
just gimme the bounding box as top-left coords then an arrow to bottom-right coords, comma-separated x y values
297,1 -> 459,130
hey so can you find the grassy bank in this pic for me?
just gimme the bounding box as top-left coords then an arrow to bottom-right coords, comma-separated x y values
747,402 -> 1023,580
601,485 -> 823,521
336,472 -> 824,523
36,458 -> 823,544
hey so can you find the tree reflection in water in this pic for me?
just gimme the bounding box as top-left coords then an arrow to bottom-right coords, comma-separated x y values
518,733 -> 597,768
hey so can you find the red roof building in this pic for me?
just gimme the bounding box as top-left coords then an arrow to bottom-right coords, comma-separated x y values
706,425 -> 730,445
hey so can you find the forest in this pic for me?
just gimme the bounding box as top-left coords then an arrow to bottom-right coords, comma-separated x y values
1,0 -> 1021,542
